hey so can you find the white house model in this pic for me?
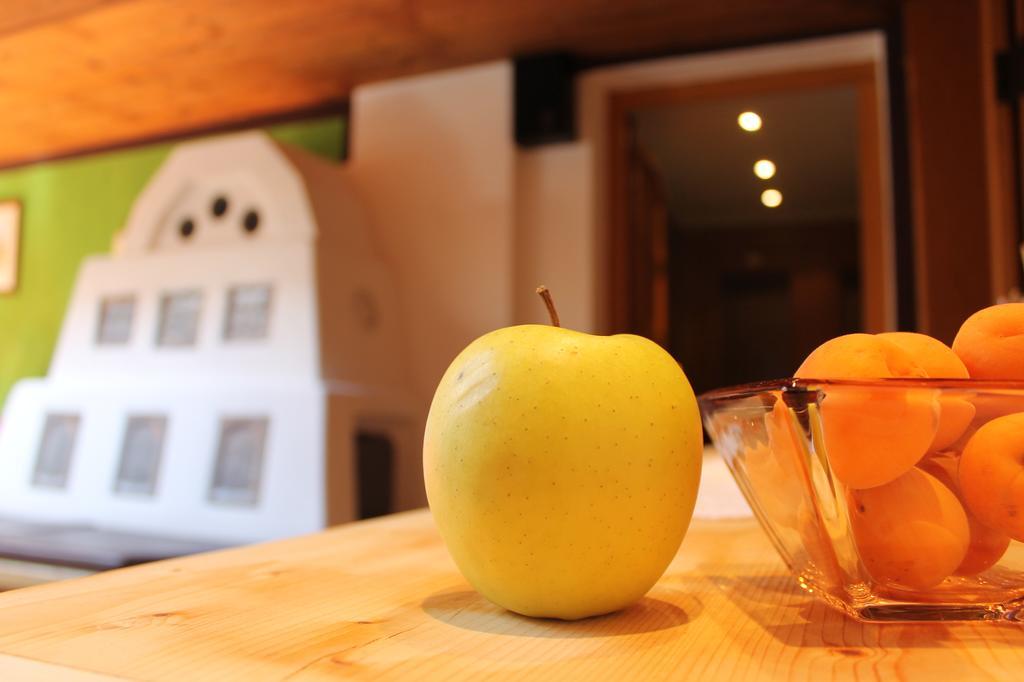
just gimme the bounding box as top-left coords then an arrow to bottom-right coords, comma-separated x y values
0,132 -> 418,552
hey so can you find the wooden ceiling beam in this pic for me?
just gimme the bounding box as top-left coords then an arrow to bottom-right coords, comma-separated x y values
0,0 -> 893,168
0,0 -> 122,38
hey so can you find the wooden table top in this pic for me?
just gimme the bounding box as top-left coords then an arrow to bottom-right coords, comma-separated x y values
0,510 -> 1021,681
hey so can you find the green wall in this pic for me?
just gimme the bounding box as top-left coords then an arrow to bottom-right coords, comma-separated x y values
0,117 -> 344,407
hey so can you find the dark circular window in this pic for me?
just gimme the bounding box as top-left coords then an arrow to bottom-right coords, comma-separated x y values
179,218 -> 195,239
242,210 -> 260,233
211,196 -> 229,218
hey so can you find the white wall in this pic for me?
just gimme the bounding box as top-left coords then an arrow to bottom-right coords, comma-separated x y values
348,63 -> 599,409
347,63 -> 516,401
514,144 -> 595,330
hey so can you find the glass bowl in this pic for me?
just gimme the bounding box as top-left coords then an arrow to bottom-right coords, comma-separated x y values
699,378 -> 1024,623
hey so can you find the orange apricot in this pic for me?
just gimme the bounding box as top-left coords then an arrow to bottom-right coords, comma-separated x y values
956,524 -> 1011,576
877,332 -> 970,378
797,333 -> 929,380
929,398 -> 976,452
796,334 -> 937,489
952,303 -> 1024,380
878,332 -> 975,451
918,451 -> 1010,576
959,412 -> 1024,542
848,467 -> 970,590
966,391 -> 1024,430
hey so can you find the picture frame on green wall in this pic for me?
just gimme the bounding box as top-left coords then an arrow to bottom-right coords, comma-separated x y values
0,200 -> 20,294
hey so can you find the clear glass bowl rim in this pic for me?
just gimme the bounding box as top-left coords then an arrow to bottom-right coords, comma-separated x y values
698,376 -> 1024,402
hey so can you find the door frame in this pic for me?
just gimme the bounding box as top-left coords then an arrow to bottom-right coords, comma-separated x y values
577,31 -> 896,335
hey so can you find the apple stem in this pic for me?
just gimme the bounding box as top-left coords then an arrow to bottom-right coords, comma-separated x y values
535,286 -> 561,327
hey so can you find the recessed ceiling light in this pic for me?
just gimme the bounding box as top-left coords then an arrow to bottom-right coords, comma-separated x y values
753,159 -> 776,180
761,189 -> 783,208
738,111 -> 762,132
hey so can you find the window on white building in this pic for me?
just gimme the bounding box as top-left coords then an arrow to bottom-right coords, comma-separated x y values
157,290 -> 202,347
96,296 -> 135,345
209,417 -> 267,506
224,284 -> 272,341
32,414 -> 80,488
114,416 -> 167,496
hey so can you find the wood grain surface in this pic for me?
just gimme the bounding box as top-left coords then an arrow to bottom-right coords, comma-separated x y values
0,0 -> 892,168
0,509 -> 1020,680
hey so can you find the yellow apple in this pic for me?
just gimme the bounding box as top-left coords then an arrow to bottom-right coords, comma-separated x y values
424,291 -> 702,620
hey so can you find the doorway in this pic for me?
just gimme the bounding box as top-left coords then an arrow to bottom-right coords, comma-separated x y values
606,61 -> 890,393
